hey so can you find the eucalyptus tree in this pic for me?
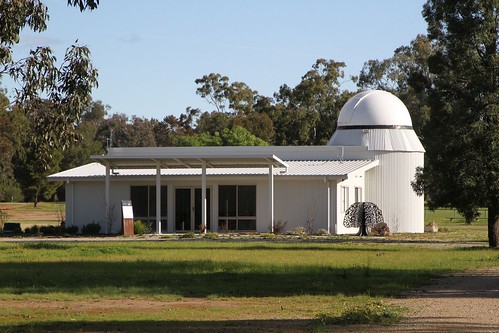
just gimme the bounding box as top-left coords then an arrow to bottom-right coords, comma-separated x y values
412,0 -> 498,247
358,34 -> 435,135
0,0 -> 99,169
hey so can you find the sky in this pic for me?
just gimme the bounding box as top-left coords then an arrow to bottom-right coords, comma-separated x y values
5,0 -> 428,120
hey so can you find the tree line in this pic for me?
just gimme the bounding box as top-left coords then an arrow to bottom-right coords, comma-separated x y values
0,44 -> 431,204
0,0 -> 497,246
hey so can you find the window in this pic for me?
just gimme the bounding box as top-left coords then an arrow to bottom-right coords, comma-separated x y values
218,185 -> 256,231
341,186 -> 349,212
130,186 -> 167,223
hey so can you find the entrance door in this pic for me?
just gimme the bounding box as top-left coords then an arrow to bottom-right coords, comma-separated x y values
175,188 -> 211,231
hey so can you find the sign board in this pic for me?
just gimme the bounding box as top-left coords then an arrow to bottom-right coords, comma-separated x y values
121,200 -> 134,236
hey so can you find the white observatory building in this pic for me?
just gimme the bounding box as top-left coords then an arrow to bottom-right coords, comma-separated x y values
49,90 -> 425,235
329,90 -> 425,232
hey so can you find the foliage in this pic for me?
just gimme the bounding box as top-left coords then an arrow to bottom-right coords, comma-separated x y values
289,226 -> 307,236
180,231 -> 196,239
358,34 -> 434,136
203,232 -> 219,239
315,228 -> 329,236
316,300 -> 404,325
414,0 -> 499,247
133,220 -> 151,235
81,221 -> 101,235
271,220 -> 287,234
0,0 -> 99,169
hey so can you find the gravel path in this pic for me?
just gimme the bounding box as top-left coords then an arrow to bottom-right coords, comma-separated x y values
381,267 -> 499,333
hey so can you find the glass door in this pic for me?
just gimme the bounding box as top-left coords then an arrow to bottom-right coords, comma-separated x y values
175,188 -> 211,231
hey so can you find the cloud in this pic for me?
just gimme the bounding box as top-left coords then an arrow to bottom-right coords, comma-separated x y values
118,32 -> 142,44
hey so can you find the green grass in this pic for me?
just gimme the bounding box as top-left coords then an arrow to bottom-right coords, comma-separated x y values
0,240 -> 497,332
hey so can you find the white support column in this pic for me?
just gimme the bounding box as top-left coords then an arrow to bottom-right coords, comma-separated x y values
269,163 -> 274,233
327,180 -> 331,234
105,162 -> 110,226
156,163 -> 162,234
201,161 -> 207,234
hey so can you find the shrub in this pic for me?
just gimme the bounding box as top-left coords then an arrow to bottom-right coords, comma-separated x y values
371,222 -> 390,236
289,226 -> 306,236
25,225 -> 40,235
203,232 -> 219,239
315,300 -> 403,326
81,222 -> 101,235
315,228 -> 329,236
270,220 -> 287,234
261,233 -> 275,239
180,232 -> 196,239
39,225 -> 63,235
133,220 -> 151,235
64,225 -> 79,235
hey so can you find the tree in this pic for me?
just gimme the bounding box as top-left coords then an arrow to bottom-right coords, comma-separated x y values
176,126 -> 268,147
0,0 -> 99,168
413,0 -> 498,247
0,91 -> 23,201
270,59 -> 352,145
358,34 -> 434,135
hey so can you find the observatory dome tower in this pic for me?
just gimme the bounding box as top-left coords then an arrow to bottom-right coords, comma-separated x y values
328,90 -> 425,233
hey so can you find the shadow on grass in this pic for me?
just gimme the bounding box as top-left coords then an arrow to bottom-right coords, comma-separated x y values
0,260 -> 441,298
0,319 -> 313,333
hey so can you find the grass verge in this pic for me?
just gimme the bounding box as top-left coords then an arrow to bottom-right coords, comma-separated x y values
0,240 -> 497,332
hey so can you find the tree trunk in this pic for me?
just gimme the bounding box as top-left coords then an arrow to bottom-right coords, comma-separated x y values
488,205 -> 499,248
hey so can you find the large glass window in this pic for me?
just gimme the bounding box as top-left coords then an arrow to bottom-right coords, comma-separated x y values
130,186 -> 167,224
218,185 -> 256,231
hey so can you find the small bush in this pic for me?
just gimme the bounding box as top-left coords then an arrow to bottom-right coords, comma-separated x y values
81,222 -> 101,235
316,300 -> 403,326
25,225 -> 40,235
39,225 -> 63,235
315,228 -> 329,236
371,223 -> 390,236
270,220 -> 287,234
289,226 -> 306,236
203,232 -> 219,239
64,225 -> 79,235
261,233 -> 275,239
133,220 -> 151,235
180,232 -> 196,239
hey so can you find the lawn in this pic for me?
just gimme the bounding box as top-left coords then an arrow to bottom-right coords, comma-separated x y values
0,240 -> 497,332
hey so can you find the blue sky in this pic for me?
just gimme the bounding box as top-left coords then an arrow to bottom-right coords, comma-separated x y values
5,0 -> 428,119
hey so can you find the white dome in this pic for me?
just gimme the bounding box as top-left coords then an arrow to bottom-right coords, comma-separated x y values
337,90 -> 413,128
328,90 -> 424,152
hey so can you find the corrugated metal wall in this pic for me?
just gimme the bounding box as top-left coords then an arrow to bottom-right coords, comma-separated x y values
273,179 -> 329,232
365,152 -> 424,233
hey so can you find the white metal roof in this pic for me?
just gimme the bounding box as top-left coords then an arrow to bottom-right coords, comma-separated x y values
328,128 -> 425,152
48,160 -> 378,181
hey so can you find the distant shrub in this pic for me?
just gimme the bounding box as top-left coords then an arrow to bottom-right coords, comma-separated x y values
39,225 -> 63,235
180,232 -> 196,239
289,226 -> 307,236
25,225 -> 40,235
133,220 -> 151,235
64,225 -> 79,235
270,220 -> 287,234
315,228 -> 329,236
81,222 -> 101,235
261,233 -> 275,239
203,232 -> 219,239
316,300 -> 403,325
371,222 -> 390,236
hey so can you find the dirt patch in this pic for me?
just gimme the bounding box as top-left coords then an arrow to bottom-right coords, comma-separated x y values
319,267 -> 499,333
0,203 -> 61,223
